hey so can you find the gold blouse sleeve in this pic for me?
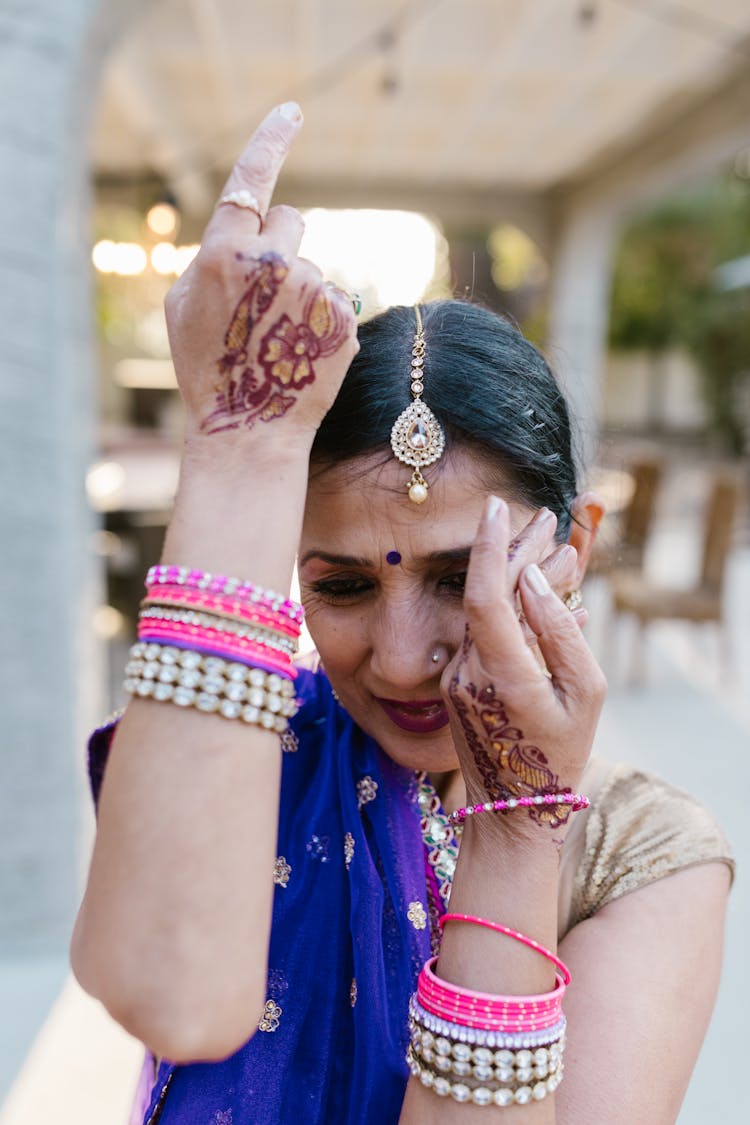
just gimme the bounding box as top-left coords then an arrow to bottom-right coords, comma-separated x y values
567,761 -> 735,930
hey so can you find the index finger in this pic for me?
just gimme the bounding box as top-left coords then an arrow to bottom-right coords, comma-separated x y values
206,102 -> 304,238
463,496 -> 540,681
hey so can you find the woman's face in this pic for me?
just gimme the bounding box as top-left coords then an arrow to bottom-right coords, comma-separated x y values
298,450 -> 538,773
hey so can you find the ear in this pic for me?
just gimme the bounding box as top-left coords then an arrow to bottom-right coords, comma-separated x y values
567,491 -> 606,585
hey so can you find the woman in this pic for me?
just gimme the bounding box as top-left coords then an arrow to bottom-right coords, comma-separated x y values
71,104 -> 733,1124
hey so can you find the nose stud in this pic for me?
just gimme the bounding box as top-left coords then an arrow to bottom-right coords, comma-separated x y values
431,648 -> 441,664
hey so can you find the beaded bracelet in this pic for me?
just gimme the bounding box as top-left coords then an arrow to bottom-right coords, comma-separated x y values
146,565 -> 304,624
448,791 -> 589,826
124,643 -> 298,732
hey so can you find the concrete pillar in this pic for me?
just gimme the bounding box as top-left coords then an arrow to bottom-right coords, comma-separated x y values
546,201 -> 620,466
0,0 -> 146,955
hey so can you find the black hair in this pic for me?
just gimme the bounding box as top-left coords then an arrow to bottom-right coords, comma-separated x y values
310,300 -> 578,537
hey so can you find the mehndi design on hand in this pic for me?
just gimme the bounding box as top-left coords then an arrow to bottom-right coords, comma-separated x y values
202,251 -> 289,434
202,253 -> 352,434
448,627 -> 574,830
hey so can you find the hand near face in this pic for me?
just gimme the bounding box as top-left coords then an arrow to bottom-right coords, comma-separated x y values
443,497 -> 606,840
164,103 -> 359,451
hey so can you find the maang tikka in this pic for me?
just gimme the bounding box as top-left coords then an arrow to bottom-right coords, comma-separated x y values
389,306 -> 446,504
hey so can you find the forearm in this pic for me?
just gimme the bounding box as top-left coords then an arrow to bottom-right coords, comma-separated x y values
71,436 -> 311,1061
400,822 -> 562,1124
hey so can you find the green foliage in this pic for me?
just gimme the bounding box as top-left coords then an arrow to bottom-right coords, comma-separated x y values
608,175 -> 750,450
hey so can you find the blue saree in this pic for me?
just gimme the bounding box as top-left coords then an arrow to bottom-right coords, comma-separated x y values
88,668 -> 436,1124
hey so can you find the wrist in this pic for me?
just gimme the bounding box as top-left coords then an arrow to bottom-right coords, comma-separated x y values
457,809 -> 567,868
180,422 -> 316,480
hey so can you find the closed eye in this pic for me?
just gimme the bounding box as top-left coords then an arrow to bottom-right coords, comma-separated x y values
309,577 -> 374,602
438,571 -> 467,596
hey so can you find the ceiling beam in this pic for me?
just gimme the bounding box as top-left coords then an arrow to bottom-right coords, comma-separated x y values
552,56 -> 750,220
261,173 -> 551,246
103,45 -> 214,215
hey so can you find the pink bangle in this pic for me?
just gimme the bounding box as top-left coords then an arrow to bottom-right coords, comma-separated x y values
448,791 -> 589,825
146,565 -> 304,624
439,914 -> 571,986
137,622 -> 295,677
417,959 -> 565,1033
143,588 -> 301,639
139,606 -> 297,656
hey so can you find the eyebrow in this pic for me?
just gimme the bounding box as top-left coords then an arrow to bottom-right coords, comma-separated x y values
299,547 -> 472,568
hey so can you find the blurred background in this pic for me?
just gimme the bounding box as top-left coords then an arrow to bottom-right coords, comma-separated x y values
1,0 -> 749,1120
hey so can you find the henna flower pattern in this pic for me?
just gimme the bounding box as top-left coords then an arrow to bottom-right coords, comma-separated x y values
259,288 -> 349,389
260,320 -> 320,387
448,627 -> 573,830
202,258 -> 350,434
203,252 -> 289,434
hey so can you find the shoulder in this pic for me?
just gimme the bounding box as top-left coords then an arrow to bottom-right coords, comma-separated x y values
570,759 -> 735,924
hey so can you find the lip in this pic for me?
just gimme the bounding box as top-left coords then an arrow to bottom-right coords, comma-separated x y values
374,696 -> 450,734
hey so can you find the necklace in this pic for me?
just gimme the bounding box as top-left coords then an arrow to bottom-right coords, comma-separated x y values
417,772 -> 461,903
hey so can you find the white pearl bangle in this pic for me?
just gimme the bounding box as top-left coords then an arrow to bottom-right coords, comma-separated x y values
124,643 -> 298,733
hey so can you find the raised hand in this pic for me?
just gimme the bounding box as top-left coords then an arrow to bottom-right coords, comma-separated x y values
164,103 -> 359,448
443,496 -> 606,839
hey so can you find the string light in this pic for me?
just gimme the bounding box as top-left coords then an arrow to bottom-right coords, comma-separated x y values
146,201 -> 178,236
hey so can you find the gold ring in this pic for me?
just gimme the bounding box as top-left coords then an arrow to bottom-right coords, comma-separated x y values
217,190 -> 264,226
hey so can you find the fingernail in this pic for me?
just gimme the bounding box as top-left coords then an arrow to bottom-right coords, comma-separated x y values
278,101 -> 303,124
487,495 -> 505,521
525,564 -> 550,596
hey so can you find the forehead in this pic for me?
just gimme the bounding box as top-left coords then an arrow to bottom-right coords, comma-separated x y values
301,450 -> 535,558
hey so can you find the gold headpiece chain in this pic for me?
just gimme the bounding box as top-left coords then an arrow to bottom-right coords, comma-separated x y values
389,306 -> 446,504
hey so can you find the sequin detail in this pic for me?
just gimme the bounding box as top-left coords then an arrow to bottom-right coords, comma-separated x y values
306,834 -> 330,862
407,900 -> 427,930
258,1000 -> 282,1032
418,773 -> 460,903
214,1112 -> 233,1125
267,968 -> 289,999
357,775 -> 378,810
280,729 -> 298,753
273,856 -> 291,887
344,832 -> 355,870
350,978 -> 358,1007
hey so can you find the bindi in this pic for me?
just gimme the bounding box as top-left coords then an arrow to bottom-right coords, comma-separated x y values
385,551 -> 402,566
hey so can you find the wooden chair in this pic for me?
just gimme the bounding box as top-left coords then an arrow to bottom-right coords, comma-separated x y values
609,473 -> 741,682
587,457 -> 663,576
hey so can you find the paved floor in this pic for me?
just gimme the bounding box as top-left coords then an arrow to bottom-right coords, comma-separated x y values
1,456 -> 747,1124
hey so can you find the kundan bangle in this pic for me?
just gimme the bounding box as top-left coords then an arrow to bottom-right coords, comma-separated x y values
409,1017 -> 564,1081
448,792 -> 589,825
124,642 -> 298,732
406,1047 -> 562,1106
439,914 -> 572,986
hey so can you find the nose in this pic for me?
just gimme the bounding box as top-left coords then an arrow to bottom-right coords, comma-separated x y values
368,596 -> 442,691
